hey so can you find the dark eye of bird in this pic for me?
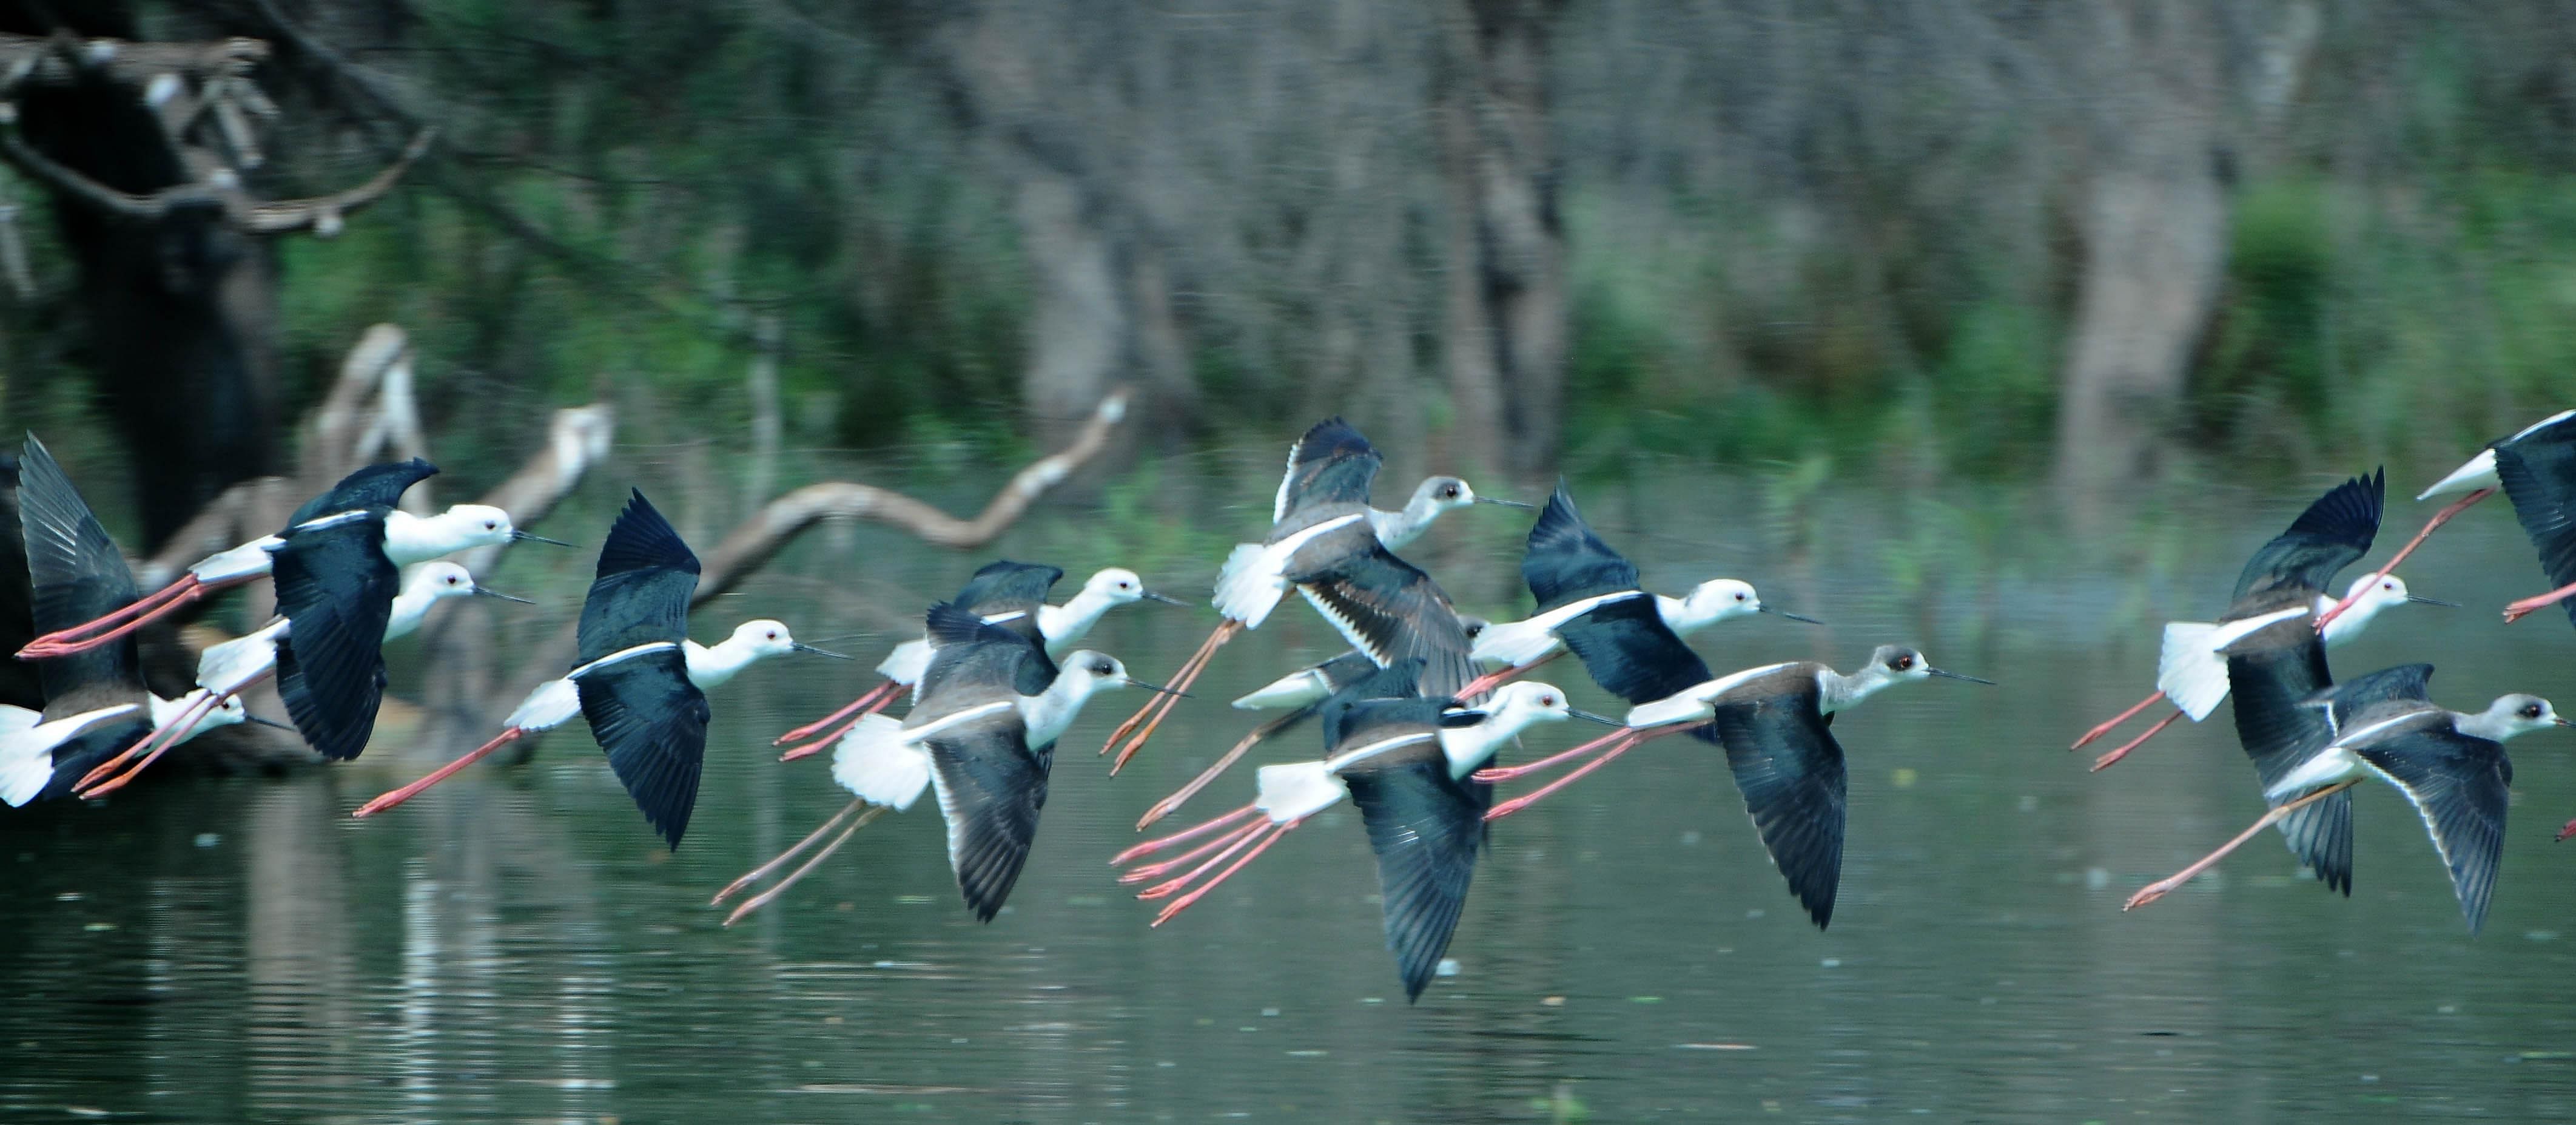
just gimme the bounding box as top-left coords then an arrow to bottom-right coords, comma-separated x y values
2524,704 -> 2543,718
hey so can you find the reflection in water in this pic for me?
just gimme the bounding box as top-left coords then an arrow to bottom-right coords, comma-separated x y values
8,483 -> 2576,1122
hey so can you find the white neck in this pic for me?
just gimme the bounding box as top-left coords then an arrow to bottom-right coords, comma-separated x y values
2455,706 -> 2544,743
2315,592 -> 2386,648
685,637 -> 765,691
1037,590 -> 1116,654
1819,665 -> 1902,714
1438,706 -> 1548,775
1017,675 -> 1105,747
379,510 -> 446,565
1370,500 -> 1439,550
385,583 -> 446,641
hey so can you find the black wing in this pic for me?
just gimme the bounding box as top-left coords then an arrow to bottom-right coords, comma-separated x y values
1344,753 -> 1483,1001
926,718 -> 1051,922
2225,641 -> 2351,894
2233,468 -> 2382,600
2494,428 -> 2576,629
1317,658 -> 1430,750
1554,595 -> 1720,745
287,458 -> 438,528
576,490 -> 701,663
270,518 -> 402,760
2353,727 -> 2511,934
1292,546 -> 1475,699
576,646 -> 710,850
31,712 -> 153,803
1275,417 -> 1384,521
918,603 -> 1058,706
1708,693 -> 1846,930
17,436 -> 145,703
951,559 -> 1066,618
1522,479 -> 1641,612
2305,663 -> 2436,734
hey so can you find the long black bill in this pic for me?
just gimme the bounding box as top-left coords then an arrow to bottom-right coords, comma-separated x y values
469,586 -> 538,606
1927,667 -> 1996,685
792,642 -> 853,660
511,530 -> 577,547
245,713 -> 298,732
1474,496 -> 1537,509
1760,604 -> 1826,624
1141,590 -> 1191,607
1568,708 -> 1625,726
2407,595 -> 2460,607
1126,678 -> 1192,698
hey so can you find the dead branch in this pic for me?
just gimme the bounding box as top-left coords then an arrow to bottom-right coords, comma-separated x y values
0,33 -> 267,91
693,387 -> 1132,601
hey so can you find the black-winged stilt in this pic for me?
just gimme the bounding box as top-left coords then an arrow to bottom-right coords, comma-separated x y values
1111,660 -> 1607,998
2125,664 -> 2565,933
1128,649 -> 1382,830
2311,411 -> 2576,629
16,462 -> 568,659
1,436 -> 281,805
1460,479 -> 1818,699
1101,418 -> 1515,771
1476,645 -> 1989,928
715,603 -> 1174,924
773,560 -> 1180,760
70,559 -> 528,797
2074,470 -> 2449,769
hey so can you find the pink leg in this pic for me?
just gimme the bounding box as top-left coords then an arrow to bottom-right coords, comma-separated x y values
19,576 -> 208,658
777,686 -> 904,762
1458,650 -> 1565,701
1473,723 -> 1643,784
2071,690 -> 2167,750
352,727 -> 528,817
2316,487 -> 2494,632
2557,817 -> 2576,844
1149,820 -> 1300,926
2090,709 -> 2184,772
775,680 -> 901,746
1134,715 -> 1295,830
1107,620 -> 1242,772
1111,802 -> 1258,865
1484,728 -> 1678,821
721,803 -> 889,926
78,692 -> 226,798
1134,817 -> 1280,900
2502,578 -> 2576,624
1117,819 -> 1268,885
2123,780 -> 2359,910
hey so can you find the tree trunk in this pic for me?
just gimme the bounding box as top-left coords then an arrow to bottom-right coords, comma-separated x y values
1436,0 -> 1567,479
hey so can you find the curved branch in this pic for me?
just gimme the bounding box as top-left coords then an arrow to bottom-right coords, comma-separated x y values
235,129 -> 433,236
691,387 -> 1131,602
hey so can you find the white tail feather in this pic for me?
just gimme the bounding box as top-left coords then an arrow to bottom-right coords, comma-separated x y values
1255,760 -> 1346,823
1233,668 -> 1329,711
0,705 -> 40,735
0,729 -> 53,807
505,677 -> 583,733
875,637 -> 935,685
830,714 -> 931,811
1626,695 -> 1710,730
1213,541 -> 1288,628
1470,617 -> 1562,670
2156,622 -> 2229,720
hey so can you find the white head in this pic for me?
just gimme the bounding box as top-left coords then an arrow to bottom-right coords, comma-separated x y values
1829,644 -> 1993,711
1055,650 -> 1136,698
394,504 -> 574,556
2321,572 -> 2450,646
2462,694 -> 2573,742
1480,681 -> 1580,733
1078,567 -> 1180,607
1678,578 -> 1764,626
724,619 -> 846,663
408,561 -> 488,601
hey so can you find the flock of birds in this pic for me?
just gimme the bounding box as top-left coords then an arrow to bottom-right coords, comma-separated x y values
5,410 -> 2576,999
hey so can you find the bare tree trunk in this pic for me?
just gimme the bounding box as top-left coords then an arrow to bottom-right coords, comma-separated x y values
1436,0 -> 1567,479
2049,1 -> 2230,507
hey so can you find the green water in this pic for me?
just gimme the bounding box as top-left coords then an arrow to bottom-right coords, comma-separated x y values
6,479 -> 2576,1123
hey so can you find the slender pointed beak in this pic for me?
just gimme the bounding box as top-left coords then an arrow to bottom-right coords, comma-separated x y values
246,713 -> 297,732
1760,604 -> 1826,624
2554,717 -> 2575,728
2406,595 -> 2460,607
510,530 -> 576,547
1141,590 -> 1191,607
1926,667 -> 1995,685
1567,708 -> 1624,726
792,642 -> 853,660
1125,678 -> 1192,698
469,585 -> 537,606
1474,496 -> 1536,509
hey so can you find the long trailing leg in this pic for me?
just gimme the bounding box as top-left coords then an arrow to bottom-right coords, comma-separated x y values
2071,691 -> 2166,750
1134,714 -> 1300,830
1106,620 -> 1241,772
775,680 -> 902,746
1472,723 -> 1641,784
1483,727 -> 1687,822
2316,487 -> 2494,632
2122,780 -> 2360,910
2089,709 -> 2184,772
1117,818 -> 1269,885
1148,819 -> 1300,927
1456,650 -> 1565,702
77,690 -> 230,798
2501,579 -> 2576,624
776,684 -> 906,762
1111,802 -> 1258,866
720,804 -> 890,927
352,728 -> 527,817
18,575 -> 208,658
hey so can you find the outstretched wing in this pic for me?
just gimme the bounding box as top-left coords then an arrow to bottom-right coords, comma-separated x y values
2354,727 -> 2510,935
577,490 -> 701,663
1522,479 -> 1641,612
1708,692 -> 1846,930
2233,469 -> 2381,600
925,716 -> 1051,922
918,603 -> 1058,708
16,436 -> 144,701
1275,417 -> 1384,522
951,560 -> 1067,618
2225,641 -> 2351,894
2494,426 -> 2576,629
576,646 -> 710,850
288,458 -> 439,528
1345,752 -> 1483,1001
1293,546 -> 1475,700
271,518 -> 401,760
2304,663 -> 2436,735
